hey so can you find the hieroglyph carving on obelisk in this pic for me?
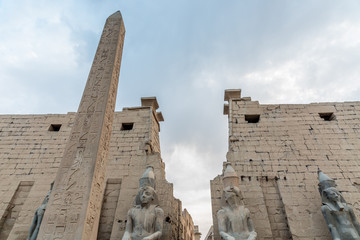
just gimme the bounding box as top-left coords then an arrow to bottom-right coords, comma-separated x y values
38,11 -> 125,240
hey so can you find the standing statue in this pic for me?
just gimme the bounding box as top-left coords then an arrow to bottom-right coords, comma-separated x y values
217,163 -> 257,240
318,169 -> 360,240
27,181 -> 54,240
122,166 -> 164,240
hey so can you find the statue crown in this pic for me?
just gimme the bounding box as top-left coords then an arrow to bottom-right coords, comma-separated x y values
139,166 -> 156,189
318,169 -> 336,194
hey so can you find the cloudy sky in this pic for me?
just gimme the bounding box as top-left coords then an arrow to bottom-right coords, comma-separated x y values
1,1 -> 360,238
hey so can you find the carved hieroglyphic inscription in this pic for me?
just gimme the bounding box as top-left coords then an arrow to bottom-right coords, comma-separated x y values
38,11 -> 125,240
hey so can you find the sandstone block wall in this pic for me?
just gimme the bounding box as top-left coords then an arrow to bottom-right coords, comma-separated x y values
0,114 -> 74,240
211,90 -> 360,240
204,226 -> 214,240
0,100 -> 195,239
181,209 -> 195,240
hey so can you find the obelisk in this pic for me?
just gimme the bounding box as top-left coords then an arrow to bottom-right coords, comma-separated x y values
38,11 -> 125,239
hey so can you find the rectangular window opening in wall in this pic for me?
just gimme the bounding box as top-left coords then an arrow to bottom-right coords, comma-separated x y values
48,124 -> 62,131
319,112 -> 335,121
121,123 -> 134,130
245,114 -> 260,123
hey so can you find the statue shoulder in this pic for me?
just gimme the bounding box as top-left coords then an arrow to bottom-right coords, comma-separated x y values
321,204 -> 332,213
36,207 -> 46,215
217,208 -> 226,217
154,205 -> 164,215
128,205 -> 140,214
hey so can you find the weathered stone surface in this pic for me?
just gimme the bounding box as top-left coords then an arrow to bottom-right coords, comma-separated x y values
212,89 -> 360,240
37,11 -> 125,240
0,95 -> 198,240
181,209 -> 196,240
0,102 -> 196,240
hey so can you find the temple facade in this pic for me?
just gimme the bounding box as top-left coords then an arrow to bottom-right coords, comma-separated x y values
0,98 -> 197,239
1,9 -> 360,240
211,89 -> 360,240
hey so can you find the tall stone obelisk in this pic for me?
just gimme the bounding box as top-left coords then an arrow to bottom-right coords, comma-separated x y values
38,11 -> 125,240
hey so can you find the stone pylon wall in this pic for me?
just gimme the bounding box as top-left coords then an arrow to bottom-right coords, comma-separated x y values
0,100 -> 193,239
211,90 -> 360,240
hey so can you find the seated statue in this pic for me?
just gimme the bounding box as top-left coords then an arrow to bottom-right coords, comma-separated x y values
27,181 -> 54,240
122,166 -> 164,240
318,169 -> 360,240
217,163 -> 257,240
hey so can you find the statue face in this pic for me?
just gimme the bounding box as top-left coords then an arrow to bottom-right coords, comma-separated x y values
224,186 -> 241,202
224,189 -> 236,201
140,187 -> 154,204
325,188 -> 341,202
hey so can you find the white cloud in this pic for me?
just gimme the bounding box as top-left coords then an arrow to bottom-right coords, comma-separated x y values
205,20 -> 360,104
0,1 -> 90,114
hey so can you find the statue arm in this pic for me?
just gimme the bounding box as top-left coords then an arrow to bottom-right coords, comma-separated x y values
217,209 -> 235,240
143,207 -> 164,240
26,211 -> 38,240
321,205 -> 340,240
348,206 -> 360,234
246,211 -> 257,240
122,209 -> 133,240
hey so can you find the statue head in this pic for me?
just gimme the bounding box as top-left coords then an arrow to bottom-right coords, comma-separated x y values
41,181 -> 55,207
223,185 -> 243,206
139,166 -> 156,189
42,193 -> 50,205
221,163 -> 243,207
139,186 -> 156,204
323,187 -> 341,202
135,166 -> 159,205
318,169 -> 336,192
318,169 -> 346,206
223,163 -> 239,188
322,187 -> 346,207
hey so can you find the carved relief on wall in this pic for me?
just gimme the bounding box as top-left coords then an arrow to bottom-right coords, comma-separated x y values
38,11 -> 125,239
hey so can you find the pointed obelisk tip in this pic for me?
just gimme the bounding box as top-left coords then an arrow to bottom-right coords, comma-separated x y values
108,10 -> 122,19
